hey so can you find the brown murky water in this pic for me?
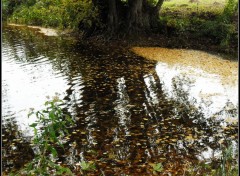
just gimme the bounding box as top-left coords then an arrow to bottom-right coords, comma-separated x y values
2,25 -> 238,175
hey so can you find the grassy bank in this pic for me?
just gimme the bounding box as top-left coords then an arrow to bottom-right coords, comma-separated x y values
159,0 -> 238,55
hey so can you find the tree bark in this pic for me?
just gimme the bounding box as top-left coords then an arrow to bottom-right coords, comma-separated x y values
91,0 -> 165,34
127,0 -> 145,32
149,0 -> 164,28
156,0 -> 165,13
107,0 -> 118,32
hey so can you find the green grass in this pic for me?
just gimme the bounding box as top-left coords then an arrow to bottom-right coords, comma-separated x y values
191,143 -> 238,176
160,0 -> 238,53
162,0 -> 226,15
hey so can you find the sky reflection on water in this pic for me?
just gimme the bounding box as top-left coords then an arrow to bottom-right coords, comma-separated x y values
155,62 -> 238,121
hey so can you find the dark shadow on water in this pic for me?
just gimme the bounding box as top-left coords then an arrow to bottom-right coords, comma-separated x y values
2,120 -> 34,173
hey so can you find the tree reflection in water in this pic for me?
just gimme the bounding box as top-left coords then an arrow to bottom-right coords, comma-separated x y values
62,71 -> 237,175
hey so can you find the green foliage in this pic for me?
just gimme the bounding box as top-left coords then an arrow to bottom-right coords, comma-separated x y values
222,0 -> 238,21
66,0 -> 102,31
2,0 -> 9,20
160,0 -> 237,52
13,97 -> 74,175
8,0 -> 102,31
216,0 -> 238,48
2,0 -> 26,20
185,143 -> 238,176
167,18 -> 190,33
149,162 -> 163,175
80,161 -> 96,171
213,143 -> 239,176
202,0 -> 238,48
28,97 -> 74,146
147,0 -> 158,6
203,21 -> 237,48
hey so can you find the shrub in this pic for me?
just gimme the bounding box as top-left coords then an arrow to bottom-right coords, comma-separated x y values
221,0 -> 238,22
8,0 -> 102,31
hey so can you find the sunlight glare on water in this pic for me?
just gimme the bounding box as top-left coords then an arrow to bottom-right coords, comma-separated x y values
2,45 -> 69,134
155,62 -> 238,121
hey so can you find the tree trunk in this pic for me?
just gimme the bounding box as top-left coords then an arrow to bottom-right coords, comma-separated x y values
91,0 -> 165,35
107,0 -> 118,32
127,0 -> 165,33
155,0 -> 164,16
149,0 -> 164,28
127,0 -> 144,32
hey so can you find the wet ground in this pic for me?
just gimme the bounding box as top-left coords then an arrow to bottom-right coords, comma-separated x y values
2,25 -> 238,175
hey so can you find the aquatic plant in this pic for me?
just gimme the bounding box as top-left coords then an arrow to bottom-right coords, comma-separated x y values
213,143 -> 238,176
79,160 -> 96,171
149,162 -> 163,175
14,97 -> 74,175
184,142 -> 238,176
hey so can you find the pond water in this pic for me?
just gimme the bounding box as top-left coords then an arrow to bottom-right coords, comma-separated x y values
2,25 -> 238,175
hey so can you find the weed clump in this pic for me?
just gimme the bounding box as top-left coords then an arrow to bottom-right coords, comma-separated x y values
12,97 -> 74,175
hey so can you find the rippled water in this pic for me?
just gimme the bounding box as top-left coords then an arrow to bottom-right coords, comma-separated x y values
2,25 -> 238,175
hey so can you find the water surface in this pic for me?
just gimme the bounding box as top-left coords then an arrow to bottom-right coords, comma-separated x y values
2,25 -> 238,175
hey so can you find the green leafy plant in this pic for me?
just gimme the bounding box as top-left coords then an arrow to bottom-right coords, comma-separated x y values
8,0 -> 102,31
221,0 -> 238,21
80,161 -> 96,171
14,97 -> 74,175
150,162 -> 163,175
184,143 -> 238,176
214,143 -> 238,176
